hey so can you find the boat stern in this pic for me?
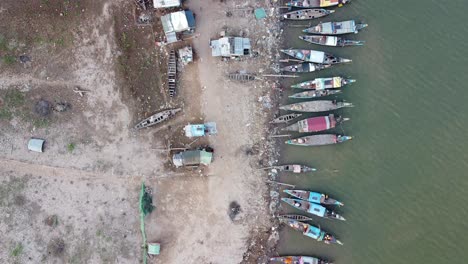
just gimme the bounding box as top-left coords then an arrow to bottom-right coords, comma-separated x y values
344,79 -> 356,85
339,135 -> 353,143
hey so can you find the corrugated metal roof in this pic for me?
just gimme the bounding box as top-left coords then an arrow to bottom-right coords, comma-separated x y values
153,0 -> 180,8
210,37 -> 251,57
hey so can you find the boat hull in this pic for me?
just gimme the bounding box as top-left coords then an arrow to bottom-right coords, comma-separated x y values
283,114 -> 339,133
281,63 -> 331,73
303,20 -> 368,35
275,164 -> 317,173
282,198 -> 346,221
270,256 -> 332,264
281,49 -> 351,65
270,113 -> 302,124
282,219 -> 343,245
286,0 -> 351,8
282,9 -> 334,20
279,100 -> 353,112
134,108 -> 181,130
283,190 -> 344,206
299,35 -> 365,47
291,77 -> 355,90
289,89 -> 341,99
286,134 -> 352,146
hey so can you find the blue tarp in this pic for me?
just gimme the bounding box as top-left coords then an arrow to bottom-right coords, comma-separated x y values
185,10 -> 195,29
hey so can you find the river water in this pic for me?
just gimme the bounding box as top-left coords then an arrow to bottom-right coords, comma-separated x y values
277,1 -> 468,263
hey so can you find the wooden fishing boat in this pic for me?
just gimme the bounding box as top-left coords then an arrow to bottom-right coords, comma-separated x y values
282,9 -> 334,20
291,77 -> 355,90
273,164 -> 317,173
270,113 -> 302,124
281,63 -> 331,73
281,219 -> 343,245
286,0 -> 351,8
134,108 -> 181,130
303,20 -> 368,35
300,35 -> 365,47
281,198 -> 346,221
284,190 -> 344,206
228,73 -> 256,82
168,50 -> 177,97
285,134 -> 353,146
282,114 -> 349,133
278,214 -> 313,222
279,100 -> 353,112
281,49 -> 351,65
289,89 -> 341,99
270,256 -> 332,264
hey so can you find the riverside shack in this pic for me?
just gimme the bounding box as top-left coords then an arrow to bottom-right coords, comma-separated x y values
161,10 -> 195,43
153,0 -> 181,9
210,37 -> 251,58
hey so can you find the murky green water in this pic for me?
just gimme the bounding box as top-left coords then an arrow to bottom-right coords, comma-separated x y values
277,1 -> 468,263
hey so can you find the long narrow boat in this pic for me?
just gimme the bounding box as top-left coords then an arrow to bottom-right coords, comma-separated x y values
286,134 -> 352,146
134,108 -> 181,130
286,0 -> 351,8
284,190 -> 344,206
282,9 -> 334,20
291,77 -> 355,90
270,113 -> 302,124
282,198 -> 346,221
281,63 -> 331,73
273,164 -> 317,173
299,35 -> 365,47
270,256 -> 332,264
278,214 -> 314,222
303,20 -> 368,35
281,219 -> 343,245
279,100 -> 353,112
282,114 -> 349,133
289,89 -> 341,99
281,49 -> 351,64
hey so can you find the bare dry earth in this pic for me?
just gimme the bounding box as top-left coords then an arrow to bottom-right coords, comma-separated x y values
0,0 -> 278,263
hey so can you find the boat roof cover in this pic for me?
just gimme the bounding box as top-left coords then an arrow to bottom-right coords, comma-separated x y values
321,0 -> 339,5
153,0 -> 181,8
308,192 -> 323,203
292,165 -> 302,173
308,203 -> 326,216
307,50 -> 325,63
305,225 -> 321,239
325,36 -> 338,46
302,256 -> 320,264
172,150 -> 213,167
300,116 -> 333,132
28,138 -> 45,152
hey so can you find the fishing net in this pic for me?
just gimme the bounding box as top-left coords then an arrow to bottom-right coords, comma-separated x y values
139,183 -> 154,216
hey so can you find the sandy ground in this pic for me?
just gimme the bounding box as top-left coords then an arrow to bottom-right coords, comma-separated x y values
0,0 -> 281,263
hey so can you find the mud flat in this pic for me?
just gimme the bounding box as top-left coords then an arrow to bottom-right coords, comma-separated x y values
0,0 -> 282,263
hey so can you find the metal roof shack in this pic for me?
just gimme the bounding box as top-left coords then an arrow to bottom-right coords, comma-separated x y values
153,0 -> 181,9
210,37 -> 251,57
161,10 -> 196,43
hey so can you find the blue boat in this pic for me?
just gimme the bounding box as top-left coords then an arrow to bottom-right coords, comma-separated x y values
284,190 -> 344,206
281,219 -> 343,245
282,198 -> 346,221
